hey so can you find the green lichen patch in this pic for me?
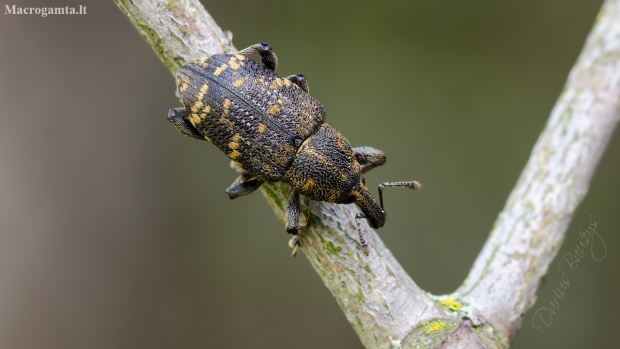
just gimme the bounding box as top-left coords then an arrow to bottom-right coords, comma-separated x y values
355,316 -> 364,332
315,233 -> 342,255
355,292 -> 366,303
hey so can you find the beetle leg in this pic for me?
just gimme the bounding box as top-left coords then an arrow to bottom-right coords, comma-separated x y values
167,108 -> 205,141
286,74 -> 309,93
285,191 -> 303,235
377,181 -> 422,211
226,172 -> 264,199
353,146 -> 386,174
238,42 -> 278,71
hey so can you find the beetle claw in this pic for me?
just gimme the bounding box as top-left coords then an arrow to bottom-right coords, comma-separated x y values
289,236 -> 302,257
288,215 -> 309,257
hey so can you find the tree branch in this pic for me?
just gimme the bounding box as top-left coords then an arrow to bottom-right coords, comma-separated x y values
115,1 -> 619,348
457,0 -> 620,341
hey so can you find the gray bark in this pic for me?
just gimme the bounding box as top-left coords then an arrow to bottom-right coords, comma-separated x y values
114,0 -> 620,348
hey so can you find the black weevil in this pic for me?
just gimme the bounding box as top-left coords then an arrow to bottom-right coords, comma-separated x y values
167,42 -> 421,256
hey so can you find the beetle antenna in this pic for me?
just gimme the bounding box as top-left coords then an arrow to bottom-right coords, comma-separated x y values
378,181 -> 422,211
355,213 -> 371,256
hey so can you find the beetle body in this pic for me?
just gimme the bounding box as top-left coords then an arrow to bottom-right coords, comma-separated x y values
168,43 -> 420,256
177,53 -> 325,182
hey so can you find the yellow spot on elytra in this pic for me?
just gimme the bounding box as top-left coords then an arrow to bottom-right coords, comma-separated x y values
199,84 -> 208,94
340,173 -> 347,181
189,113 -> 201,126
228,134 -> 241,149
268,100 -> 283,115
302,179 -> 315,191
190,57 -> 208,67
426,320 -> 445,334
270,78 -> 283,90
199,113 -> 206,119
233,161 -> 243,168
441,296 -> 462,311
222,98 -> 231,116
235,54 -> 245,61
283,79 -> 291,87
254,77 -> 268,90
257,124 -> 266,133
214,64 -> 228,76
190,105 -> 198,113
229,150 -> 241,159
232,78 -> 246,88
204,135 -> 211,142
228,56 -> 241,70
202,105 -> 211,113
177,75 -> 189,94
194,101 -> 203,109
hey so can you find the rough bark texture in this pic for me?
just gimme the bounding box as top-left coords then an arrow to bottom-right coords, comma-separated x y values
115,0 -> 619,348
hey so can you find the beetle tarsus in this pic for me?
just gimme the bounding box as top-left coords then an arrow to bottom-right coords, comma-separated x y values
287,74 -> 309,93
167,108 -> 205,140
289,235 -> 302,257
226,173 -> 264,199
239,42 -> 278,71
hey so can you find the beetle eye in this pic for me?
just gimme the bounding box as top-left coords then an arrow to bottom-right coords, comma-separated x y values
261,42 -> 271,50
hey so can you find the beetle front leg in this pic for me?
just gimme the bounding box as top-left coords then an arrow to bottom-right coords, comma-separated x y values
285,191 -> 303,235
285,191 -> 308,257
226,172 -> 264,199
239,42 -> 278,71
167,108 -> 205,141
353,146 -> 386,174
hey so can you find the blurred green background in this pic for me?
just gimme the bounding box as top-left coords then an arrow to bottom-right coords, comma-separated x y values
0,0 -> 618,348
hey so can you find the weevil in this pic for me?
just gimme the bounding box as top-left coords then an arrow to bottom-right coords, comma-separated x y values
167,42 -> 421,256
